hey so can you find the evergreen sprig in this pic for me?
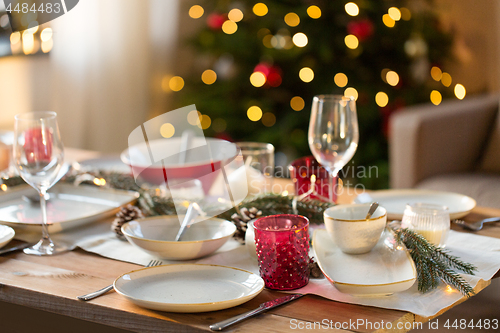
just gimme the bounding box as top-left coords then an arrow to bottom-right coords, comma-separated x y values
394,228 -> 477,297
216,193 -> 333,225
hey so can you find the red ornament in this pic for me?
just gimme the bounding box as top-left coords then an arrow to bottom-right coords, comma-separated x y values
347,19 -> 374,42
253,63 -> 282,87
207,13 -> 226,30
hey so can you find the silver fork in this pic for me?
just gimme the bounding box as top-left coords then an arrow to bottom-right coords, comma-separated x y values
77,259 -> 162,301
453,217 -> 500,231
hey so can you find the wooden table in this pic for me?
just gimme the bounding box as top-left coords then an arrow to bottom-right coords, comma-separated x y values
1,167 -> 499,332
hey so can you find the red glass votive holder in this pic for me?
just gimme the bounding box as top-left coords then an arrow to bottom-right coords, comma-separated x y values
253,214 -> 309,290
289,156 -> 337,203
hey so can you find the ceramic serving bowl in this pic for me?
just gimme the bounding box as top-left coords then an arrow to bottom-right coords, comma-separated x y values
122,216 -> 236,260
120,137 -> 238,193
324,204 -> 387,254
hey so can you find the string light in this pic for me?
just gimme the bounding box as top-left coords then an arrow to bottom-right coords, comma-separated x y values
10,32 -> 21,44
344,87 -> 358,100
375,92 -> 389,107
345,2 -> 359,16
382,14 -> 395,27
187,110 -> 202,126
290,96 -> 305,111
430,90 -> 442,105
250,72 -> 266,87
262,112 -> 276,127
247,106 -> 263,121
169,76 -> 185,91
201,69 -> 217,85
22,30 -> 35,55
441,72 -> 452,87
388,7 -> 401,21
344,34 -> 359,49
41,39 -> 53,53
455,84 -> 466,99
400,7 -> 412,21
334,73 -> 348,87
299,67 -> 314,82
212,118 -> 227,132
262,34 -> 273,48
307,5 -> 321,19
284,13 -> 300,27
253,3 -> 268,16
198,114 -> 212,129
228,8 -> 244,22
386,71 -> 399,86
222,20 -> 238,34
160,123 -> 175,138
292,32 -> 308,47
431,66 -> 442,81
0,184 -> 7,191
93,178 -> 106,186
189,5 -> 204,19
40,28 -> 52,42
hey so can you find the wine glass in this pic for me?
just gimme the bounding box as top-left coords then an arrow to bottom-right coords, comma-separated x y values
13,111 -> 67,255
308,95 -> 359,200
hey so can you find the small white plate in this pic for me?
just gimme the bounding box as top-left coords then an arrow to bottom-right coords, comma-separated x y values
0,184 -> 139,233
354,189 -> 476,220
313,229 -> 416,296
0,225 -> 15,249
114,264 -> 264,313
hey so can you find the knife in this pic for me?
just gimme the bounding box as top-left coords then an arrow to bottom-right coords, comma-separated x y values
209,293 -> 304,331
0,242 -> 32,255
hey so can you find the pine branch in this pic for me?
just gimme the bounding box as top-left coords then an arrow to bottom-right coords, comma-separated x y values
395,228 -> 477,297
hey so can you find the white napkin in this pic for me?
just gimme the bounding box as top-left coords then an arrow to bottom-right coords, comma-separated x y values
14,224 -> 500,317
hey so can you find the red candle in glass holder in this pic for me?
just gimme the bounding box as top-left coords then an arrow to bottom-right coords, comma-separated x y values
253,214 -> 309,290
289,156 -> 337,203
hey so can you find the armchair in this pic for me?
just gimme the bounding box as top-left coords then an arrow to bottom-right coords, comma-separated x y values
389,94 -> 500,209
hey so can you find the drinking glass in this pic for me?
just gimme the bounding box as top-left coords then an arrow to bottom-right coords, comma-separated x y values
235,142 -> 274,195
401,203 -> 450,247
253,214 -> 309,290
13,111 -> 67,255
308,95 -> 359,200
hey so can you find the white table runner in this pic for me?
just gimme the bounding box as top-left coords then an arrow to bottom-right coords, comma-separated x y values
14,222 -> 500,318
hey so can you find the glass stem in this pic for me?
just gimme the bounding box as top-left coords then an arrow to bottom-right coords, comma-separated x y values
329,171 -> 338,203
39,188 -> 52,244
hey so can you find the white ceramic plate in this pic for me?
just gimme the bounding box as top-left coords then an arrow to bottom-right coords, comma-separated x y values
0,224 -> 15,249
114,264 -> 264,313
122,216 -> 236,260
313,229 -> 416,296
0,184 -> 139,233
354,189 -> 476,220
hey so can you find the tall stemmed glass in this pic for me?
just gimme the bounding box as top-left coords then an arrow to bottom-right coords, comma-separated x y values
13,111 -> 67,255
308,95 -> 359,201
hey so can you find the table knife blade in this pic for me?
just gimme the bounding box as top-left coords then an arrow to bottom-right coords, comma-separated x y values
209,293 -> 304,331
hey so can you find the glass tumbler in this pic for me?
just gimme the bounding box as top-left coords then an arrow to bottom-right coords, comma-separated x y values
401,203 -> 450,247
253,214 -> 309,290
289,156 -> 337,203
235,142 -> 274,195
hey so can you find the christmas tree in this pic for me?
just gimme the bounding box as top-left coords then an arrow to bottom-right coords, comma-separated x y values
169,0 -> 461,189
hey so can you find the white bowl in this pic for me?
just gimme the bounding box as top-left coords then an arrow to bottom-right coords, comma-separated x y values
324,204 -> 387,254
120,137 -> 238,193
121,216 -> 236,260
0,224 -> 15,249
